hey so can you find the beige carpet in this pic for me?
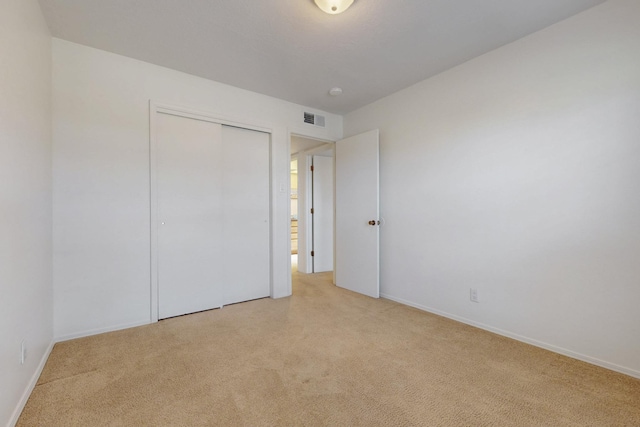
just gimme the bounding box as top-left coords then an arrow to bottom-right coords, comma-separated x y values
18,270 -> 640,426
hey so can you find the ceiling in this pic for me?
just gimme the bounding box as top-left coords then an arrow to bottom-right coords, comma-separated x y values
38,0 -> 605,114
291,135 -> 329,156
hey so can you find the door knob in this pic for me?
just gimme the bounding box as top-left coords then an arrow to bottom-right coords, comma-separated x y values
368,220 -> 378,226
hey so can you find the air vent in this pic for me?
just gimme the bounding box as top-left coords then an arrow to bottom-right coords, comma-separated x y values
303,112 -> 326,128
304,112 -> 315,124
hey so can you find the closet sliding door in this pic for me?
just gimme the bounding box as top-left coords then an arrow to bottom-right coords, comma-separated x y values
221,126 -> 270,306
155,112 -> 270,320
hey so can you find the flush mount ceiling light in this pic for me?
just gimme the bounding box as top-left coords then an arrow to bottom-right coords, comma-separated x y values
314,0 -> 355,15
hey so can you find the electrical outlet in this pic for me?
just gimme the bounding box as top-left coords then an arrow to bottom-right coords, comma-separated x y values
470,288 -> 479,303
20,340 -> 27,365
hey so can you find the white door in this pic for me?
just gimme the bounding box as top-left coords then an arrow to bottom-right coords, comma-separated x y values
157,113 -> 224,318
312,155 -> 334,272
221,125 -> 271,306
156,114 -> 270,319
335,129 -> 380,298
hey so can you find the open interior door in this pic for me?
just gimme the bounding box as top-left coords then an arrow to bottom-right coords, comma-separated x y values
335,129 -> 380,298
312,155 -> 334,273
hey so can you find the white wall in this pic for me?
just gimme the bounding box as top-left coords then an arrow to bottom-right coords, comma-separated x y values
0,0 -> 53,425
52,39 -> 342,340
345,0 -> 640,377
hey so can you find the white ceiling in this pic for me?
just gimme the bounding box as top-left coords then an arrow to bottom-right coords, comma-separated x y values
38,0 -> 605,114
291,135 -> 329,155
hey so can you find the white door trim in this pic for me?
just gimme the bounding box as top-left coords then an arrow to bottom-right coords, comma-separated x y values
149,100 -> 273,323
153,102 -> 272,134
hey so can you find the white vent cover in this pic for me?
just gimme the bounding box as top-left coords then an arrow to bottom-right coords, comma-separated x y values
304,112 -> 325,128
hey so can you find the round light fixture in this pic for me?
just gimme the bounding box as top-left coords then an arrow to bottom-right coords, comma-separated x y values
329,87 -> 343,96
314,0 -> 355,15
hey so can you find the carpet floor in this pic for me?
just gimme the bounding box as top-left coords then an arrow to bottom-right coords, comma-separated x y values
17,270 -> 640,426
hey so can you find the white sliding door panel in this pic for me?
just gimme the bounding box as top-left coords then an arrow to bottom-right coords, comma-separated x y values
157,113 -> 224,319
335,129 -> 380,298
312,155 -> 334,272
154,111 -> 272,319
221,126 -> 271,305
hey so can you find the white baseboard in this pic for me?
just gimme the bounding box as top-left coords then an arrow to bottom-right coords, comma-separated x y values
8,340 -> 55,427
55,320 -> 151,343
381,293 -> 640,380
8,321 -> 151,426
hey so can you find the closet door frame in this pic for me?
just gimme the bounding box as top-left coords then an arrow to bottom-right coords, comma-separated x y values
149,101 -> 273,323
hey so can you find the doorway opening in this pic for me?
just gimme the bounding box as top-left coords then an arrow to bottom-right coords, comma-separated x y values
289,129 -> 380,299
290,134 -> 335,279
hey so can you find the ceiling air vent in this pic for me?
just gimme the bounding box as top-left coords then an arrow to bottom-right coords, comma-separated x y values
303,112 -> 326,128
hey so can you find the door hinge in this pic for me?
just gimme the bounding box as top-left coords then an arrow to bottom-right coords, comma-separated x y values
311,251 -> 315,257
310,208 -> 314,214
310,165 -> 314,172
